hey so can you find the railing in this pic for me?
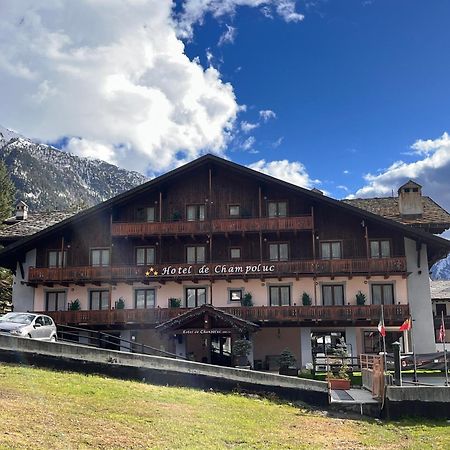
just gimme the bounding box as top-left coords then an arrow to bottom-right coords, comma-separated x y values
43,304 -> 409,327
28,257 -> 407,283
111,215 -> 313,236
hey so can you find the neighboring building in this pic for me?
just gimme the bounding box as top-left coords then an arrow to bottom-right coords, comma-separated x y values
1,155 -> 450,368
430,280 -> 450,349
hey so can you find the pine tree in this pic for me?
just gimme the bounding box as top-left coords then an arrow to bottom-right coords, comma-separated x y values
0,160 -> 15,313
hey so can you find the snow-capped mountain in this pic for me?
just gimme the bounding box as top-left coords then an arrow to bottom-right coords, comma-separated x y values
0,125 -> 148,211
430,254 -> 450,280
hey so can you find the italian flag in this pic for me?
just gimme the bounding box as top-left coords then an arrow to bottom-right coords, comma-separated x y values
378,317 -> 386,337
399,318 -> 411,332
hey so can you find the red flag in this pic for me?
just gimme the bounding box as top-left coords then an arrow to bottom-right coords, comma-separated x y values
399,318 -> 411,332
439,317 -> 446,343
378,317 -> 386,337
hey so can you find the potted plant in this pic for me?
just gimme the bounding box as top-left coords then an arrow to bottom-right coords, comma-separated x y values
278,348 -> 298,376
241,292 -> 253,307
68,299 -> 80,311
232,338 -> 252,368
355,291 -> 366,306
301,292 -> 312,306
116,297 -> 125,309
327,338 -> 351,390
168,297 -> 181,308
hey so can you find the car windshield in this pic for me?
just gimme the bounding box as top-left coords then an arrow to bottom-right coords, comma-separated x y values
0,313 -> 36,324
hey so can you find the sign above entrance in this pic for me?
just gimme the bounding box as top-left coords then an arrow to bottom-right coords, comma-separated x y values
179,328 -> 232,335
145,263 -> 276,278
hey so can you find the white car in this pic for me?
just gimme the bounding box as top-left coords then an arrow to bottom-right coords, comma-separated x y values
0,312 -> 57,341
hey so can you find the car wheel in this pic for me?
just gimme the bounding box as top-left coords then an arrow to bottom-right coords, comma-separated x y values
50,335 -> 57,342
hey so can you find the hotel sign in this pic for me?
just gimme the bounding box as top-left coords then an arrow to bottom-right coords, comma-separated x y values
146,263 -> 276,278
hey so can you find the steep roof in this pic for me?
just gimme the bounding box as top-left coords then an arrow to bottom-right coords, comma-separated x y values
0,154 -> 449,267
343,197 -> 450,231
430,280 -> 450,300
0,211 -> 77,243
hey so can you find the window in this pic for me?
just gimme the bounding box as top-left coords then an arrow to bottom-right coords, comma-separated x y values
370,240 -> 391,258
229,289 -> 243,302
320,242 -> 342,259
186,287 -> 207,307
228,205 -> 240,217
230,247 -> 241,259
90,248 -> 110,267
269,243 -> 288,261
48,250 -> 67,268
44,316 -> 53,326
136,207 -> 155,222
269,286 -> 291,306
136,247 -> 155,266
371,284 -> 394,305
186,246 -> 205,264
322,284 -> 344,306
135,289 -> 156,309
186,204 -> 205,221
436,303 -> 448,317
90,290 -> 109,310
268,201 -> 287,217
46,291 -> 66,311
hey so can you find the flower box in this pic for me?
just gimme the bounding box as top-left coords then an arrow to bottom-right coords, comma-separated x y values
328,378 -> 351,390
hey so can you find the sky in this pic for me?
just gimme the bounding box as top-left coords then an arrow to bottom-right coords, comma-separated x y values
1,0 -> 450,213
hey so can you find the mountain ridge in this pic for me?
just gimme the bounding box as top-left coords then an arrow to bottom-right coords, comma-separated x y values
0,126 -> 148,212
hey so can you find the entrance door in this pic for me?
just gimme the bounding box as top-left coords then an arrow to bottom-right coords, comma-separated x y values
210,335 -> 232,366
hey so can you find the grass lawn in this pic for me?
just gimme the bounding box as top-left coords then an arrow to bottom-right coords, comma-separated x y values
0,364 -> 449,449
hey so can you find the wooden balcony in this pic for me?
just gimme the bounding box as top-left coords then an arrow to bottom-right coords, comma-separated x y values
43,304 -> 410,327
28,257 -> 407,284
111,215 -> 313,236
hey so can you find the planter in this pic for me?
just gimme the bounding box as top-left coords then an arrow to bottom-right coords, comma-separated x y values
279,366 -> 298,376
328,378 -> 351,390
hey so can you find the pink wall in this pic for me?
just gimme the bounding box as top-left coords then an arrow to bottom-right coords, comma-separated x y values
33,275 -> 408,310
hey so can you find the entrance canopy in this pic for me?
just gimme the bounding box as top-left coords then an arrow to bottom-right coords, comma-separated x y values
156,304 -> 259,335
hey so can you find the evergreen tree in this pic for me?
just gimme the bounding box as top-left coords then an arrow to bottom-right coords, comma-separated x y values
0,160 -> 15,313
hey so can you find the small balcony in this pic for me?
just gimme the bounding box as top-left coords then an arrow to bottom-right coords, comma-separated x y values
43,304 -> 410,327
111,215 -> 313,237
28,257 -> 407,284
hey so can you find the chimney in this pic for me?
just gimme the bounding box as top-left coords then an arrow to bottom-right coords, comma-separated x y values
398,180 -> 423,216
15,201 -> 29,220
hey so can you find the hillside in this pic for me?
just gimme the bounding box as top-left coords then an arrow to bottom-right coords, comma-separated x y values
0,125 -> 148,211
0,364 -> 448,449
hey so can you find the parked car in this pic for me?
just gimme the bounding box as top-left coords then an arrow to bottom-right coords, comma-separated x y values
0,312 -> 57,341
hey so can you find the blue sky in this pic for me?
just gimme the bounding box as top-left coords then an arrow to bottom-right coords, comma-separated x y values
1,0 -> 450,209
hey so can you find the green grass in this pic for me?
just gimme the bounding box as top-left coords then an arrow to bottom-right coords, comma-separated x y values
0,364 -> 449,449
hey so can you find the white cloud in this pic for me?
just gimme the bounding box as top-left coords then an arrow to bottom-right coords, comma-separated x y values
248,159 -> 320,188
343,169 -> 350,175
242,136 -> 256,150
218,25 -> 237,46
177,1 -> 304,39
350,132 -> 450,211
272,137 -> 284,148
240,121 -> 259,133
0,0 -> 239,174
259,109 -> 277,121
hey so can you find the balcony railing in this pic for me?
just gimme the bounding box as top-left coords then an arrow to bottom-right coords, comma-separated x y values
28,257 -> 407,283
111,215 -> 313,236
43,304 -> 409,327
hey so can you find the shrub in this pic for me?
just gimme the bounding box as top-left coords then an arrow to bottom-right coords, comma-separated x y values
68,299 -> 80,311
301,292 -> 312,306
355,291 -> 366,305
241,292 -> 253,307
168,298 -> 181,308
232,338 -> 252,358
116,298 -> 125,309
278,348 -> 297,368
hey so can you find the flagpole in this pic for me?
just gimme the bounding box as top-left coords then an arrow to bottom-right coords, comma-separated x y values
442,311 -> 448,387
410,317 -> 418,383
381,304 -> 387,375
